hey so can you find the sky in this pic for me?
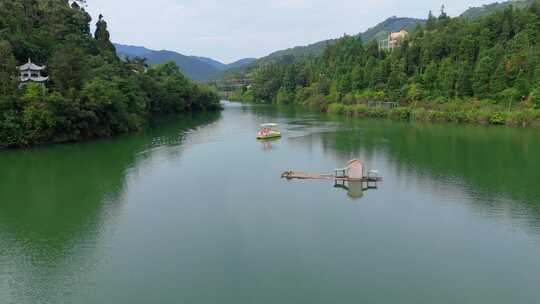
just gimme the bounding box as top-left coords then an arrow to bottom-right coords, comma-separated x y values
86,0 -> 496,63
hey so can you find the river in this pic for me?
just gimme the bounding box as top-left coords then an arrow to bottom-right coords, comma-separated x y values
1,101 -> 540,304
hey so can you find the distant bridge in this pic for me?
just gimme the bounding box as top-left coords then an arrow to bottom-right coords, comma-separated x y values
207,78 -> 253,92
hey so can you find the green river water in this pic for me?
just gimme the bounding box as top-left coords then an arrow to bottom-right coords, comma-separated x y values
1,101 -> 540,303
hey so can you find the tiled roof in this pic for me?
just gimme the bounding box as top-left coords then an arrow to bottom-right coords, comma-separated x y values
20,76 -> 49,82
19,58 -> 46,71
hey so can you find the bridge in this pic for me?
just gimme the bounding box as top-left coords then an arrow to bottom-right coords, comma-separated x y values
206,78 -> 253,92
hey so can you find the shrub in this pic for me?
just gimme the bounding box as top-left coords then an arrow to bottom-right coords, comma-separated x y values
529,86 -> 540,108
327,103 -> 346,115
391,107 -> 411,120
352,104 -> 369,116
489,112 -> 506,125
276,88 -> 294,105
497,88 -> 521,109
307,95 -> 327,110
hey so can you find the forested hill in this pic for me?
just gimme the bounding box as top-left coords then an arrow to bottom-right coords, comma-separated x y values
263,17 -> 424,62
461,0 -> 534,18
0,0 -> 220,148
226,58 -> 257,69
221,1 -> 536,80
219,17 -> 425,79
115,43 -> 256,81
248,1 -> 532,69
144,50 -> 221,81
234,3 -> 540,112
359,17 -> 425,42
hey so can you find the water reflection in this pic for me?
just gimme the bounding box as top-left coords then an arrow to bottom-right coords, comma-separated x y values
2,102 -> 540,303
0,111 -> 220,303
334,180 -> 378,200
328,120 -> 540,225
246,104 -> 540,229
259,137 -> 281,151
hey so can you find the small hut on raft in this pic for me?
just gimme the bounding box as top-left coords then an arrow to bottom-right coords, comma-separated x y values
335,159 -> 364,180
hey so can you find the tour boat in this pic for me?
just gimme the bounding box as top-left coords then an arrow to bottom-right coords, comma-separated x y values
257,123 -> 282,140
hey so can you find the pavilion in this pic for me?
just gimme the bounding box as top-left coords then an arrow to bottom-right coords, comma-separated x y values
19,58 -> 49,87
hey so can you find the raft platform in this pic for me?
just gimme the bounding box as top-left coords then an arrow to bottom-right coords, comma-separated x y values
281,171 -> 382,182
280,159 -> 382,182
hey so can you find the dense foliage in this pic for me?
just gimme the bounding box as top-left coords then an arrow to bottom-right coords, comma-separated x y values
233,3 -> 540,125
220,17 -> 424,81
461,0 -> 534,19
0,0 -> 220,148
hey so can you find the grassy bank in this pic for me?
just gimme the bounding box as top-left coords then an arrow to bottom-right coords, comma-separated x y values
228,87 -> 540,127
326,100 -> 540,127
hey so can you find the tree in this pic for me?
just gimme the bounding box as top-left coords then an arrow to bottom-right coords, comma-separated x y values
498,87 -> 520,109
473,55 -> 496,98
21,84 -> 57,142
94,14 -> 116,55
422,61 -> 438,94
437,58 -> 456,98
426,10 -> 437,31
0,40 -> 17,96
49,46 -> 88,91
490,60 -> 507,95
529,85 -> 540,107
282,65 -> 297,93
455,60 -> 473,98
438,5 -> 450,25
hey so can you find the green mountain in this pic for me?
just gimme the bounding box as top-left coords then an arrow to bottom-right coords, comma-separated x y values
190,56 -> 256,71
115,43 -> 255,81
359,16 -> 425,42
115,44 -> 220,81
222,0 -> 539,81
235,1 -> 540,116
268,17 -> 423,60
218,17 -> 425,79
226,58 -> 257,69
260,40 -> 334,63
258,1 -> 533,67
461,0 -> 534,18
243,1 -> 529,74
190,56 -> 227,70
143,50 -> 221,81
114,44 -> 153,58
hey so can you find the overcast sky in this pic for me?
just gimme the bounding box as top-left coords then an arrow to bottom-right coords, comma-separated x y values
86,0 -> 495,63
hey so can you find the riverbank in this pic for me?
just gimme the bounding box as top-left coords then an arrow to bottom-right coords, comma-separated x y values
228,86 -> 540,127
228,94 -> 540,127
325,101 -> 540,127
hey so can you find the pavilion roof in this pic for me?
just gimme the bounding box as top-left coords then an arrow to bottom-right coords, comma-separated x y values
20,76 -> 49,82
19,58 -> 46,71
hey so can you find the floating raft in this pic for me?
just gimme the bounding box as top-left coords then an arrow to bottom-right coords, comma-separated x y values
281,171 -> 382,182
281,159 -> 383,182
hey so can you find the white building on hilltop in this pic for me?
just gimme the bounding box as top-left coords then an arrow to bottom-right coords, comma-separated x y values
19,58 -> 49,87
379,29 -> 409,51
